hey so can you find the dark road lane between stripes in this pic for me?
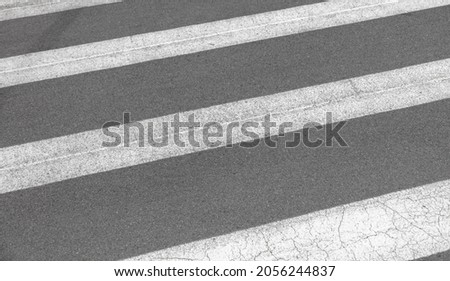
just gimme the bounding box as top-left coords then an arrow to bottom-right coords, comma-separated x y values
1,6 -> 450,148
0,0 -> 324,58
1,100 -> 449,260
417,250 -> 450,261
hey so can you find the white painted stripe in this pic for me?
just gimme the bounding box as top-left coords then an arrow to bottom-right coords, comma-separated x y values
0,0 -> 59,9
0,0 -> 43,9
0,0 -> 121,21
126,179 -> 450,261
1,59 -> 449,193
2,0 -> 449,88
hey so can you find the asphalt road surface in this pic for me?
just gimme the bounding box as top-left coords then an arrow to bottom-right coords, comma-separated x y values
0,0 -> 324,58
0,0 -> 449,261
2,6 -> 450,147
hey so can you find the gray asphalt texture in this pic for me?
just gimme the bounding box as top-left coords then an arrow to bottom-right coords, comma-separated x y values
1,6 -> 450,148
1,3 -> 449,261
0,0 -> 323,58
417,250 -> 450,261
1,99 -> 449,260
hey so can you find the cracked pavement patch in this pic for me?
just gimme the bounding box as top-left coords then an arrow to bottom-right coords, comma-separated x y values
127,179 -> 450,261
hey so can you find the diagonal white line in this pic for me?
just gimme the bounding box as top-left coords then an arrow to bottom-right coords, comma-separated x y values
1,58 -> 449,193
3,0 -> 449,88
0,0 -> 122,21
125,179 -> 450,261
0,0 -> 395,71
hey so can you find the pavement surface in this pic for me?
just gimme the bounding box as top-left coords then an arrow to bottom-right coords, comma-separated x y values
1,99 -> 449,260
2,5 -> 450,147
418,250 -> 450,261
0,0 -> 323,58
0,0 -> 449,261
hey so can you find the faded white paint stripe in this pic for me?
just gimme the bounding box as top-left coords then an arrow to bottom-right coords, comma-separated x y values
0,0 -> 121,21
0,0 -> 60,9
2,0 -> 450,88
1,59 -> 449,193
126,179 -> 450,261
